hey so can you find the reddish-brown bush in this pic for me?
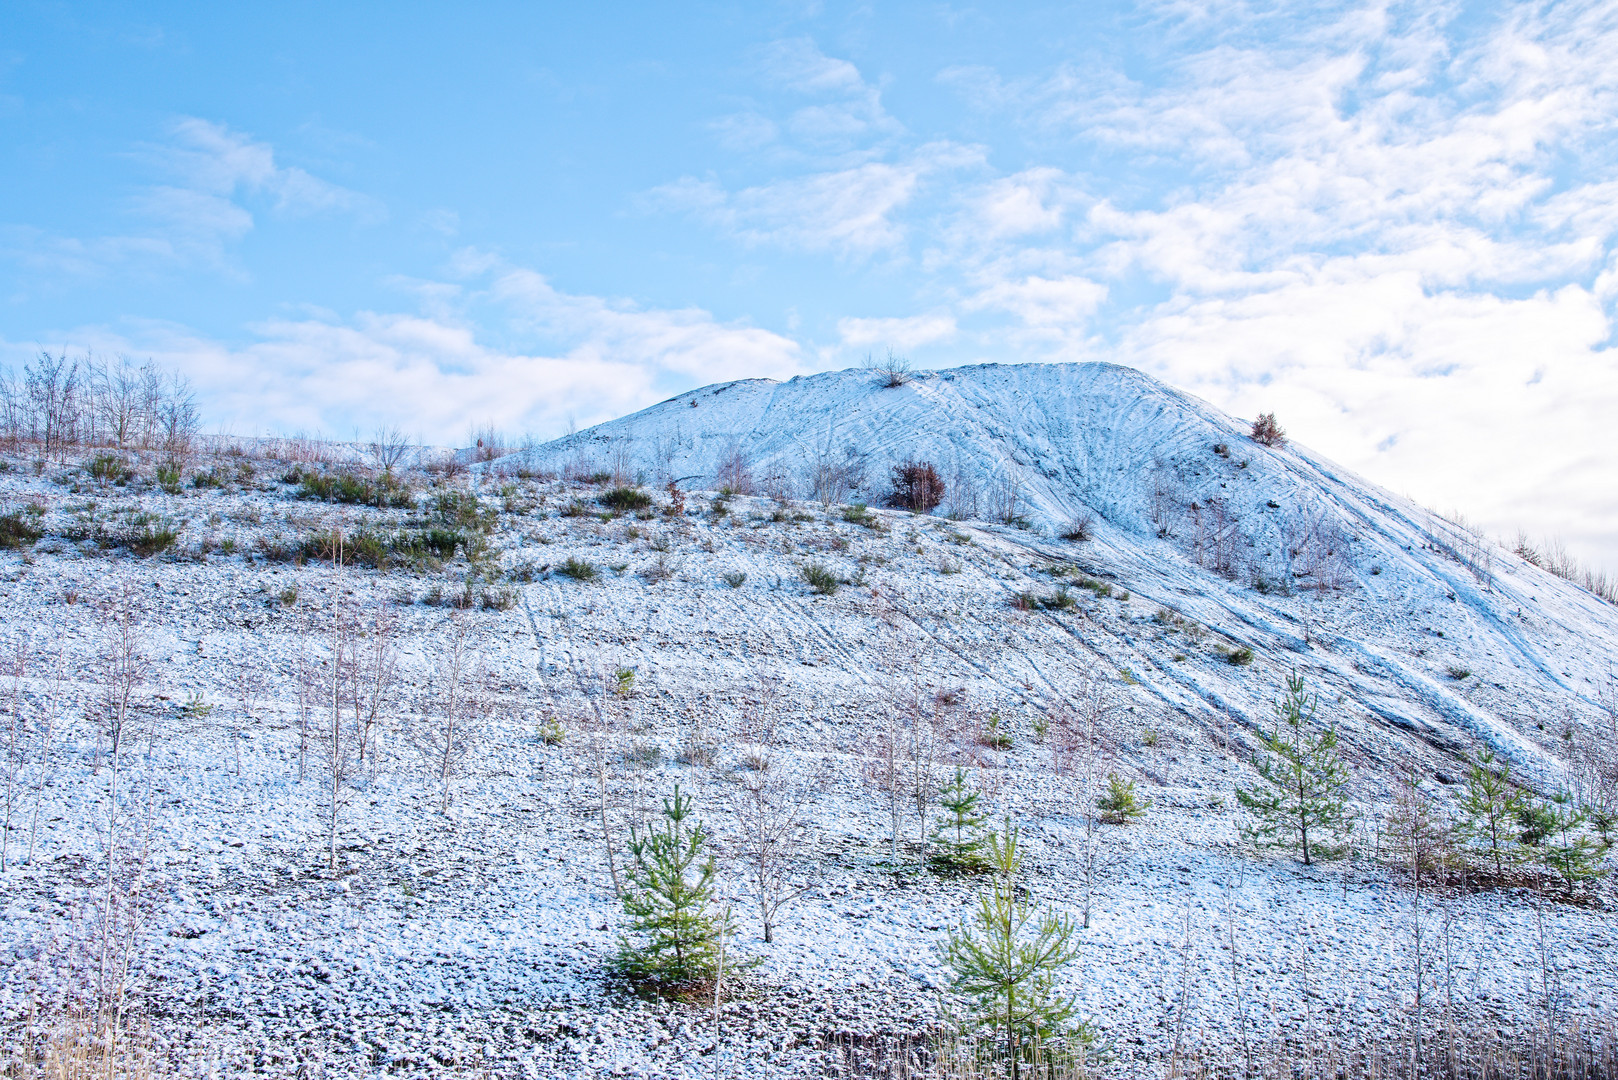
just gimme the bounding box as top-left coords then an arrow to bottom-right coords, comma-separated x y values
1250,412 -> 1287,447
887,459 -> 945,513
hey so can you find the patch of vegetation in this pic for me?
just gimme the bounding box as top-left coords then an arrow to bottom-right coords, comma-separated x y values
601,486 -> 652,513
801,561 -> 840,595
722,570 -> 747,589
154,463 -> 183,493
295,468 -> 414,509
841,503 -> 881,529
558,556 -> 599,582
433,489 -> 495,531
125,514 -> 179,557
0,507 -> 45,549
87,454 -> 135,486
1446,664 -> 1472,680
1097,773 -> 1150,824
1225,646 -> 1255,666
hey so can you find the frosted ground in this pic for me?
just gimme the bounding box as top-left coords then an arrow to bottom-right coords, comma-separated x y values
0,363 -> 1614,1077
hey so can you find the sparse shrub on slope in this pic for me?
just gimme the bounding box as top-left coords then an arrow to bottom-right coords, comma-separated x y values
887,459 -> 944,514
1250,412 -> 1287,447
0,506 -> 44,549
600,486 -> 652,513
801,562 -> 839,595
295,468 -> 415,509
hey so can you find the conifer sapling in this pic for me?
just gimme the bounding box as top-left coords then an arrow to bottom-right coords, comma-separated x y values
1236,670 -> 1354,865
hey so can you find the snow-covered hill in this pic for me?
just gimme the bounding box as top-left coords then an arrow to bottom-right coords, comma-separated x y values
514,361 -> 1618,784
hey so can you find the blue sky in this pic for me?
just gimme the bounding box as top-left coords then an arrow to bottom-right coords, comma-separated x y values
4,1 -> 1617,562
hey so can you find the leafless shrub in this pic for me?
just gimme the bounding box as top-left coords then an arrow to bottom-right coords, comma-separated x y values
469,422 -> 509,463
1523,535 -> 1618,605
610,442 -> 635,488
1188,497 -> 1242,579
1283,508 -> 1355,593
864,347 -> 913,388
1426,510 -> 1494,591
410,619 -> 491,813
369,425 -> 413,475
732,761 -> 819,944
760,466 -> 796,505
805,443 -> 869,507
986,465 -> 1023,525
1250,411 -> 1286,447
716,440 -> 755,496
943,454 -> 980,521
1060,511 -> 1094,542
345,607 -> 400,772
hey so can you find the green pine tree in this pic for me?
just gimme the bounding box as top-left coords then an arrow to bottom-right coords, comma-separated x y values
1521,792 -> 1611,896
1456,749 -> 1522,878
1236,670 -> 1355,865
613,784 -> 731,988
929,767 -> 991,874
941,821 -> 1090,1080
1096,773 -> 1149,825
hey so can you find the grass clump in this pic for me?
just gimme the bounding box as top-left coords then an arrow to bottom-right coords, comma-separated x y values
558,556 -> 599,582
801,561 -> 840,595
722,570 -> 747,589
1225,645 -> 1255,666
841,503 -> 881,529
600,486 -> 652,513
0,507 -> 45,549
125,514 -> 179,557
295,468 -> 414,509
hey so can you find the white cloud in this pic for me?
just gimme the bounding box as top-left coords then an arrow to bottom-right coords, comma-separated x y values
650,142 -> 981,258
2,118 -> 380,283
17,257 -> 807,443
836,312 -> 957,351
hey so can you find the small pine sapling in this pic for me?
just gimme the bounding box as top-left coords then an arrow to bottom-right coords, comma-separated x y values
1521,792 -> 1611,896
1456,749 -> 1522,878
1096,773 -> 1149,825
941,821 -> 1088,1079
1236,670 -> 1355,865
614,783 -> 733,989
929,767 -> 991,874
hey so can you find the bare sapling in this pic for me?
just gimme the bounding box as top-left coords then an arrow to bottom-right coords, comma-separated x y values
348,605 -> 400,771
739,674 -> 783,772
411,618 -> 490,813
294,640 -> 317,782
91,592 -> 155,1046
733,761 -> 819,943
2,637 -> 25,872
569,662 -> 626,896
904,688 -> 943,862
320,597 -> 356,872
27,642 -> 66,865
863,693 -> 908,871
228,661 -> 265,778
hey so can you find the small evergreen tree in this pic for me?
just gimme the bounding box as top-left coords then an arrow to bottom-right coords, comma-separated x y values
1236,670 -> 1354,865
1456,749 -> 1522,878
614,784 -> 731,988
1522,792 -> 1611,896
929,767 -> 991,874
1096,773 -> 1149,825
941,822 -> 1088,1080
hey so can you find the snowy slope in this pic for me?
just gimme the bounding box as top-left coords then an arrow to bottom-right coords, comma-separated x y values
511,362 -> 1618,781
